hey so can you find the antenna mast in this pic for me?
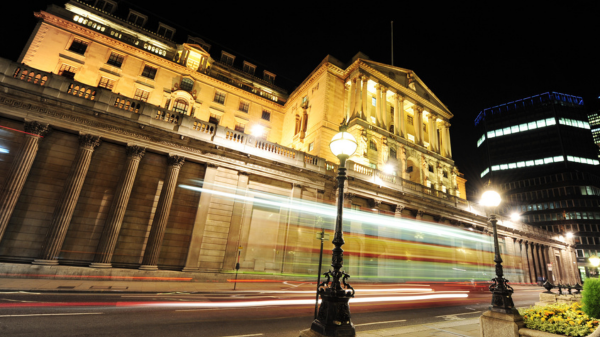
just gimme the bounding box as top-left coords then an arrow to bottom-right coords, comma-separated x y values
391,21 -> 394,66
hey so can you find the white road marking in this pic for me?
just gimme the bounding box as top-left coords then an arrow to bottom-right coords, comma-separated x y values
0,313 -> 103,318
355,319 -> 407,327
436,311 -> 481,321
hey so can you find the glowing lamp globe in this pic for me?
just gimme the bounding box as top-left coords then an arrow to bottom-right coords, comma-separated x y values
590,255 -> 600,268
566,232 -> 574,239
330,131 -> 357,160
481,190 -> 501,207
510,213 -> 520,222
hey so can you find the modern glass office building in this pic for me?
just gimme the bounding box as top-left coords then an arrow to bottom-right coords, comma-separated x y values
475,92 -> 600,281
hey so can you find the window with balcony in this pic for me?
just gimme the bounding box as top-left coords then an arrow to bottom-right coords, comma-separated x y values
68,38 -> 88,55
157,23 -> 175,40
243,62 -> 256,76
235,122 -> 245,133
172,98 -> 188,114
58,64 -> 77,79
180,78 -> 194,92
209,113 -> 221,125
239,101 -> 249,113
221,52 -> 235,66
98,77 -> 115,90
261,110 -> 271,121
214,91 -> 226,104
134,88 -> 149,102
107,52 -> 124,68
263,71 -> 276,84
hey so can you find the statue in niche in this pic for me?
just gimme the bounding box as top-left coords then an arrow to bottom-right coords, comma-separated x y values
452,167 -> 458,189
437,163 -> 443,184
360,129 -> 368,157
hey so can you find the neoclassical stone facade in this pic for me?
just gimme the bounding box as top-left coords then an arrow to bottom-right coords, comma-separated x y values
0,0 -> 579,284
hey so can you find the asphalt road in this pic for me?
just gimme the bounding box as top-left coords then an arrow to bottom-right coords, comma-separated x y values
0,284 -> 543,336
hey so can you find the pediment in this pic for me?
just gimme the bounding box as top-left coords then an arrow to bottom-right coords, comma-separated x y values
361,60 -> 452,116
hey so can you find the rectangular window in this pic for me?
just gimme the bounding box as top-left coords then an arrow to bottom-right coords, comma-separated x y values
221,53 -> 235,66
408,115 -> 414,125
141,65 -> 157,80
133,88 -> 149,102
209,113 -> 221,125
107,52 -> 124,67
309,142 -> 314,152
372,97 -> 376,106
157,25 -> 174,39
239,101 -> 249,113
263,72 -> 275,84
214,91 -> 226,104
98,77 -> 115,90
68,38 -> 88,55
180,78 -> 194,92
243,62 -> 256,76
58,64 -> 77,79
261,110 -> 271,121
234,122 -> 245,133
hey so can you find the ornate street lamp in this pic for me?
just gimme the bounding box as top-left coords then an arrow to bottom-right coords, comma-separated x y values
307,121 -> 357,337
590,255 -> 600,268
481,190 -> 517,314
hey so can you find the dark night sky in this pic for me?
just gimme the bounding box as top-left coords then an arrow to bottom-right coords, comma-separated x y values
2,1 -> 600,195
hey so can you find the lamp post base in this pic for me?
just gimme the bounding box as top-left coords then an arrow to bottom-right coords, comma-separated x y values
299,328 -> 355,337
308,293 -> 355,337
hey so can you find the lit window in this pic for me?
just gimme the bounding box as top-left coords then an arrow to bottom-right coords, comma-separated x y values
508,163 -> 516,169
107,52 -> 124,68
554,156 -> 564,162
537,119 -> 546,128
309,142 -> 314,152
214,91 -> 226,104
172,98 -> 188,114
519,124 -> 528,132
261,110 -> 271,121
503,127 -> 511,135
141,65 -> 157,80
526,160 -> 534,166
239,101 -> 249,113
535,159 -> 543,165
180,78 -> 194,92
487,131 -> 495,138
528,121 -> 537,129
500,164 -> 508,170
544,157 -> 553,164
491,165 -> 500,171
495,129 -> 503,137
442,185 -> 447,193
407,134 -> 415,143
58,64 -> 77,79
243,62 -> 256,76
133,88 -> 149,102
186,58 -> 199,70
68,38 -> 88,55
372,97 -> 376,106
511,125 -> 519,133
516,162 -> 525,168
98,77 -> 115,90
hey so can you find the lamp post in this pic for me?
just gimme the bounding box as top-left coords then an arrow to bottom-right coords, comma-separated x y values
481,190 -> 517,314
306,121 -> 357,337
590,255 -> 600,278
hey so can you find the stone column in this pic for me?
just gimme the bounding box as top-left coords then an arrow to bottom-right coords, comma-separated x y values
374,84 -> 382,127
399,96 -> 406,138
344,83 -> 351,120
361,76 -> 369,121
527,242 -> 537,284
445,122 -> 453,158
90,145 -> 146,268
428,112 -> 436,151
395,205 -> 404,218
33,134 -> 101,265
380,86 -> 388,131
536,244 -> 544,282
519,240 -> 531,283
0,121 -> 49,243
356,76 -> 363,119
393,93 -> 400,136
415,106 -> 423,145
540,245 -> 548,281
139,155 -> 185,270
399,145 -> 407,180
349,77 -> 356,120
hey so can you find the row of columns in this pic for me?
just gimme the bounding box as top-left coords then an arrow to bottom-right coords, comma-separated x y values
346,75 -> 452,158
517,240 -> 575,285
0,120 -> 188,270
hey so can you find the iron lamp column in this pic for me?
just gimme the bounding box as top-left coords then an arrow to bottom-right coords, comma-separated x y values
309,121 -> 358,337
481,190 -> 517,314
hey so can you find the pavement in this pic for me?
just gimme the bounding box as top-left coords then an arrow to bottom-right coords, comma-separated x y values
360,318 -> 480,337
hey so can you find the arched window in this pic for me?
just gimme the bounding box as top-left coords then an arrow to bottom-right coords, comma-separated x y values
172,98 -> 189,114
369,140 -> 377,151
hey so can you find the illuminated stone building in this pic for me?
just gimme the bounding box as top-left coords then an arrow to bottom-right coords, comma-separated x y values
0,0 -> 579,284
475,92 -> 600,280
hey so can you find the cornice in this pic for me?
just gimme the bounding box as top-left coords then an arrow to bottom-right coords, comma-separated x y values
35,11 -> 285,112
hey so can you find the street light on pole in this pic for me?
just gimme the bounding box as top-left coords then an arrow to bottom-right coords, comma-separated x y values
481,189 -> 517,314
303,120 -> 357,337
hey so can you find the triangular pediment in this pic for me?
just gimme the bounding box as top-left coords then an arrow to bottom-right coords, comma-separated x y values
361,60 -> 452,116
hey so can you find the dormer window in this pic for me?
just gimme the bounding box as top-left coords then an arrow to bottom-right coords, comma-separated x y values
157,23 -> 175,40
127,10 -> 147,27
221,52 -> 235,66
263,71 -> 276,84
187,36 -> 211,52
94,0 -> 117,13
243,62 -> 256,76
